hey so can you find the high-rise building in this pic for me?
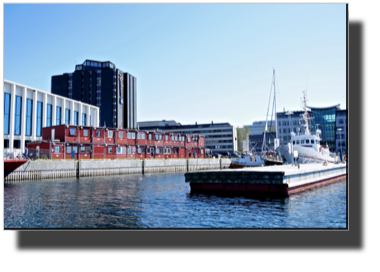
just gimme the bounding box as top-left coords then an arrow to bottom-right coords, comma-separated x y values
51,60 -> 137,129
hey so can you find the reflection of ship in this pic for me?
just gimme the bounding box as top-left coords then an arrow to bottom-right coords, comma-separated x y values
231,154 -> 264,168
4,159 -> 28,178
276,91 -> 338,164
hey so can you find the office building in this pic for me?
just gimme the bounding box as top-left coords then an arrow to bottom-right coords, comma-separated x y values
276,104 -> 344,152
249,132 -> 276,153
335,109 -> 347,153
51,59 -> 136,129
138,120 -> 237,155
245,120 -> 276,136
3,80 -> 99,151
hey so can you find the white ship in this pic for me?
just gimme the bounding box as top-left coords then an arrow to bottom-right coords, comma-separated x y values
276,91 -> 339,164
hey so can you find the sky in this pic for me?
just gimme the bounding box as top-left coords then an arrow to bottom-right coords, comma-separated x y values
4,3 -> 347,128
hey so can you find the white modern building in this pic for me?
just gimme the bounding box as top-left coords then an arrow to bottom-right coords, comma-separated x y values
138,120 -> 237,155
3,80 -> 99,152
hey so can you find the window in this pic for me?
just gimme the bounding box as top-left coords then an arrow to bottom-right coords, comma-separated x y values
108,147 -> 112,154
4,93 -> 11,135
67,146 -> 72,153
311,140 -> 315,144
128,132 -> 131,139
96,130 -> 101,137
119,131 -> 123,138
81,147 -> 86,153
87,146 -> 91,153
149,134 -> 152,140
69,128 -> 76,136
54,146 -> 61,153
306,139 -> 309,144
83,129 -> 88,137
82,113 -> 86,126
188,137 -> 191,142
133,147 -> 136,153
65,109 -> 70,125
25,99 -> 33,136
128,147 -> 131,154
36,101 -> 43,137
138,133 -> 141,139
138,148 -> 141,154
74,111 -> 78,125
132,132 -> 135,139
182,136 -> 185,141
160,148 -> 163,154
14,96 -> 22,135
159,135 -> 162,140
108,131 -> 113,138
166,135 -> 168,141
142,147 -> 145,153
14,140 -> 21,149
201,149 -> 204,155
296,140 -> 299,144
175,136 -> 178,141
301,140 -> 305,144
155,135 -> 158,140
56,106 -> 61,125
171,136 -> 174,141
142,133 -> 145,139
73,146 -> 78,154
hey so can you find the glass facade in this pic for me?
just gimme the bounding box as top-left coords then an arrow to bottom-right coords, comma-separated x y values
74,111 -> 78,125
36,102 -> 43,136
4,93 -> 11,135
47,104 -> 52,127
65,109 -> 70,125
14,96 -> 22,135
311,107 -> 337,151
56,106 -> 61,125
82,113 -> 86,126
25,99 -> 33,136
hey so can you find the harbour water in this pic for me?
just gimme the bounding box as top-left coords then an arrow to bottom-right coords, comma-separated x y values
4,172 -> 347,228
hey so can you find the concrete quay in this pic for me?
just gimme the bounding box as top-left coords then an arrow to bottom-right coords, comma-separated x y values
185,163 -> 347,197
4,158 -> 232,182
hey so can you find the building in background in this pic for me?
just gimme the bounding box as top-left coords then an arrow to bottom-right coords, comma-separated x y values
138,120 -> 237,155
276,104 -> 344,152
51,59 -> 136,129
335,109 -> 347,153
245,120 -> 276,136
3,80 -> 99,151
249,132 -> 276,154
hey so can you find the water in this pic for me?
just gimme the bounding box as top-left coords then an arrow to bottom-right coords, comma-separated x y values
4,173 -> 347,228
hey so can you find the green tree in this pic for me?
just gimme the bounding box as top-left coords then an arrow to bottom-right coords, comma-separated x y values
237,126 -> 250,152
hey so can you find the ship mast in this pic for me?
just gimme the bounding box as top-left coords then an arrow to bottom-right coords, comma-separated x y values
262,69 -> 276,154
301,90 -> 310,135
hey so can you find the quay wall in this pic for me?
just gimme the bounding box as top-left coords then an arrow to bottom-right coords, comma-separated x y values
4,158 -> 232,182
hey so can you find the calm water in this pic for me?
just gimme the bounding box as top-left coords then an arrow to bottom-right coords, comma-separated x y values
4,173 -> 347,228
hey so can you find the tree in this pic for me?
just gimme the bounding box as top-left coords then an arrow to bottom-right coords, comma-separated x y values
237,126 -> 250,152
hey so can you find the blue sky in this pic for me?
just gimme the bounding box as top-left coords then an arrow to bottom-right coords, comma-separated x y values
4,4 -> 346,127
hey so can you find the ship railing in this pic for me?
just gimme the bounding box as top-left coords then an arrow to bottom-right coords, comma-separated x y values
4,149 -> 24,160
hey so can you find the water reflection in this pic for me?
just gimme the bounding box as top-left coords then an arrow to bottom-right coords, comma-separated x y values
4,173 -> 346,229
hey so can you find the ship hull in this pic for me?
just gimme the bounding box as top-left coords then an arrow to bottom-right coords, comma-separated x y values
276,145 -> 336,164
231,163 -> 263,169
4,159 -> 28,179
